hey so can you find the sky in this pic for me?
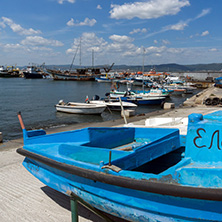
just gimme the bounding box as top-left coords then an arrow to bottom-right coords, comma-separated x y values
0,0 -> 221,67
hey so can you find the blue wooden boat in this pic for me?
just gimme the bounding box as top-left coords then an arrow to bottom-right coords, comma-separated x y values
120,95 -> 166,105
17,111 -> 222,221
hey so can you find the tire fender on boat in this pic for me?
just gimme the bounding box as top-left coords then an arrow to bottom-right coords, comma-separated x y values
211,97 -> 220,106
161,101 -> 165,109
204,98 -> 212,106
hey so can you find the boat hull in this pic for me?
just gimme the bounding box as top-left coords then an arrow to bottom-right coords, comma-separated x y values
89,100 -> 137,111
23,72 -> 43,79
0,71 -> 20,78
50,72 -> 95,81
21,155 -> 222,222
121,96 -> 165,105
95,77 -> 113,83
56,103 -> 106,114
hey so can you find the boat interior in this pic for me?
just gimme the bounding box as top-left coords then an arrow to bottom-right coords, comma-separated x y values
23,127 -> 182,172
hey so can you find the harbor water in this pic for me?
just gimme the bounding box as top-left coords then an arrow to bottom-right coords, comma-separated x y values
0,78 -> 198,141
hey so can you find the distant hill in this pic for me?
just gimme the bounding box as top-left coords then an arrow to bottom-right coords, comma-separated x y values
32,63 -> 222,72
113,63 -> 222,72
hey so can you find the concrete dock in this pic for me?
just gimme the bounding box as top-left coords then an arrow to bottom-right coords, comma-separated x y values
0,104 -> 222,221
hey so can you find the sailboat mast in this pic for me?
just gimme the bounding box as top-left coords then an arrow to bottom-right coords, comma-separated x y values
79,37 -> 82,67
69,40 -> 80,72
142,47 -> 145,92
92,49 -> 94,68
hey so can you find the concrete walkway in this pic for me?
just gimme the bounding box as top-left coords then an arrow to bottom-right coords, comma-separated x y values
0,106 -> 221,222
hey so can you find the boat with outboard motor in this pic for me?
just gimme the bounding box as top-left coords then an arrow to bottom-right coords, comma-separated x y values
55,100 -> 106,115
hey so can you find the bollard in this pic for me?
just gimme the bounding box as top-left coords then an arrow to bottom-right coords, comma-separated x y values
121,109 -> 135,118
163,103 -> 175,110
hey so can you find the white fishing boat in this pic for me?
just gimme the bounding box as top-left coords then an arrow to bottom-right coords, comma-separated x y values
55,100 -> 106,115
89,99 -> 137,111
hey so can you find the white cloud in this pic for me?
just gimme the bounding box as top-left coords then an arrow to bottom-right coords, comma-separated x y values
66,32 -> 107,54
110,0 -> 190,19
145,46 -> 166,54
129,28 -> 147,34
66,32 -> 198,64
143,8 -> 211,39
21,36 -> 64,47
167,21 -> 188,31
4,43 -> 25,50
58,0 -> 75,4
97,5 -> 102,10
195,8 -> 211,19
0,21 -> 6,28
67,18 -> 75,26
67,18 -> 97,27
201,30 -> 209,36
107,35 -> 136,55
109,34 -> 134,43
66,32 -> 138,63
1,17 -> 41,35
209,48 -> 218,52
162,39 -> 170,45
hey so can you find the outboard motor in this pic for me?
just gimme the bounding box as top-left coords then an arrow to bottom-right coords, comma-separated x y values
93,95 -> 100,101
58,100 -> 65,105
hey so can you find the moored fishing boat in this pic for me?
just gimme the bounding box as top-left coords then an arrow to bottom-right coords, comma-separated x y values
23,65 -> 44,79
55,100 -> 106,115
95,76 -> 114,83
0,65 -> 20,78
17,111 -> 222,221
47,68 -> 96,81
121,95 -> 166,105
136,88 -> 170,98
110,87 -> 170,99
89,98 -> 137,111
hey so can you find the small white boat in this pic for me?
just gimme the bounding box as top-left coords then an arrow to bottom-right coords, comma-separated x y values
55,100 -> 106,115
89,100 -> 137,111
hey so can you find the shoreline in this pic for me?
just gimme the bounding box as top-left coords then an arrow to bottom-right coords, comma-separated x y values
0,103 -> 220,151
0,108 -> 169,151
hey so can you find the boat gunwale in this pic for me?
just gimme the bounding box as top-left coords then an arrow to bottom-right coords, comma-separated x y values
17,147 -> 222,201
56,103 -> 106,109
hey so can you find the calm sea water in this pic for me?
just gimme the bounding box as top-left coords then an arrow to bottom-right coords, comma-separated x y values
0,78 -> 197,141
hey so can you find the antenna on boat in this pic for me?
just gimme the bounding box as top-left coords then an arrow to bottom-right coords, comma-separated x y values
17,111 -> 25,130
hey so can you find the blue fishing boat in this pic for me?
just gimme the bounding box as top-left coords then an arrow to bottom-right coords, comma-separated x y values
17,111 -> 222,221
120,95 -> 166,105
